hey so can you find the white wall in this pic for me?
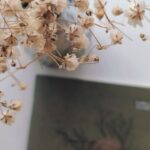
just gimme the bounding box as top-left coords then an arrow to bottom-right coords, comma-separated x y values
1,0 -> 150,150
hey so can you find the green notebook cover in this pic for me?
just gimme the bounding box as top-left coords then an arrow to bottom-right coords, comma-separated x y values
28,76 -> 150,150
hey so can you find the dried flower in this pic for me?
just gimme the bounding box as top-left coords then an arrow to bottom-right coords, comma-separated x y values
9,100 -> 22,111
79,16 -> 95,28
140,33 -> 147,41
80,54 -> 100,63
26,33 -> 46,51
0,100 -> 7,108
64,54 -> 79,71
94,0 -> 105,19
1,110 -> 15,125
86,9 -> 93,16
94,0 -> 105,10
95,9 -> 105,20
73,34 -> 89,49
74,0 -> 89,11
112,6 -> 123,16
126,1 -> 146,27
19,81 -> 27,91
66,24 -> 84,40
110,32 -> 123,44
66,24 -> 89,50
140,33 -> 145,38
56,0 -> 67,13
1,0 -> 23,16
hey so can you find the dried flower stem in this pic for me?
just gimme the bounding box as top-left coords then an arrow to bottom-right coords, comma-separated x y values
0,14 -> 12,33
94,23 -> 110,30
89,28 -> 102,47
0,70 -> 19,82
47,53 -> 60,67
97,0 -> 132,41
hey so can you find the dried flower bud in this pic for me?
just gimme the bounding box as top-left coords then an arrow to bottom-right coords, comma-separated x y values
80,16 -> 95,28
1,110 -> 15,125
142,38 -> 147,41
94,0 -> 105,10
26,34 -> 46,51
86,10 -> 93,16
80,54 -> 100,63
0,100 -> 7,108
66,24 -> 84,41
126,1 -> 146,27
72,34 -> 89,50
64,54 -> 79,71
96,9 -> 105,20
0,62 -> 7,73
67,25 -> 87,50
11,60 -> 16,67
140,33 -> 147,41
74,0 -> 89,11
66,24 -> 89,49
19,81 -> 27,91
88,54 -> 100,63
94,0 -> 105,19
1,0 -> 23,16
56,0 -> 67,13
9,100 -> 22,111
110,32 -> 123,44
96,45 -> 109,50
140,33 -> 145,39
112,6 -> 123,16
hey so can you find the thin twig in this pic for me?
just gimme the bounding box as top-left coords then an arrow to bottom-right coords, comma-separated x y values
89,28 -> 102,47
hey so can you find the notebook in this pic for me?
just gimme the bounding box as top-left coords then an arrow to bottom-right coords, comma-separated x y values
28,76 -> 150,150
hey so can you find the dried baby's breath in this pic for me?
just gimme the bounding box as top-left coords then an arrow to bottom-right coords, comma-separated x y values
139,33 -> 150,41
110,32 -> 123,44
79,16 -> 95,28
0,0 -> 150,125
94,0 -> 105,19
19,81 -> 27,91
1,110 -> 15,125
80,54 -> 100,64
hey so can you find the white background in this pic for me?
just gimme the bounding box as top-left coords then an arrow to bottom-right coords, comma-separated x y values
1,0 -> 150,150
